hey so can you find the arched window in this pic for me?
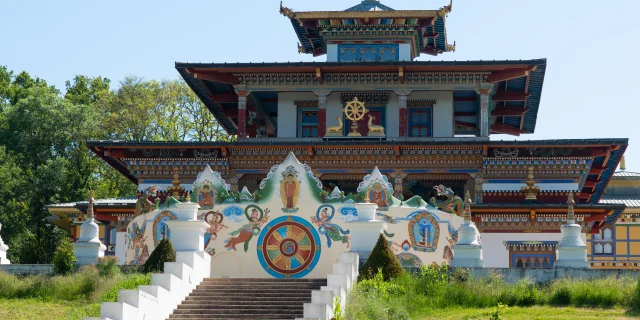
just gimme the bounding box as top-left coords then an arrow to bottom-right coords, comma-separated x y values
603,228 -> 612,240
533,259 -> 541,269
524,259 -> 533,268
604,243 -> 613,254
516,258 -> 524,268
542,258 -> 551,269
595,243 -> 603,254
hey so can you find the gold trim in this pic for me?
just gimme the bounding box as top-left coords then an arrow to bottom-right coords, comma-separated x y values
290,10 -> 442,20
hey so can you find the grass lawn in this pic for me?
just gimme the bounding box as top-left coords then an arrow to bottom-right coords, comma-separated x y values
423,306 -> 640,320
0,299 -> 100,320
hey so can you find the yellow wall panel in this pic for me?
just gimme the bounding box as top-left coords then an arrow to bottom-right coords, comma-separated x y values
617,226 -> 628,240
628,226 -> 640,240
593,256 -> 615,261
630,242 -> 640,254
586,242 -> 591,251
616,242 -> 628,255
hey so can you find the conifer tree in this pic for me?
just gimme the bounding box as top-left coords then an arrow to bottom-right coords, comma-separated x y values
359,233 -> 404,281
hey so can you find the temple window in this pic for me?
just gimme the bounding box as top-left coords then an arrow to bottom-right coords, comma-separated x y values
298,107 -> 319,138
595,243 -> 603,254
593,227 -> 614,255
408,107 -> 432,137
338,44 -> 399,62
109,227 -> 117,245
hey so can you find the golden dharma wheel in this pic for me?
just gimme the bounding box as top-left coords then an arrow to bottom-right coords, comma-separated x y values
343,97 -> 368,121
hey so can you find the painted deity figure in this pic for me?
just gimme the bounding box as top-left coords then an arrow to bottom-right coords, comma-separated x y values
128,223 -> 149,265
280,173 -> 300,212
368,182 -> 389,209
225,207 -> 269,252
203,211 -> 227,256
198,183 -> 217,209
135,186 -> 157,216
311,207 -> 351,248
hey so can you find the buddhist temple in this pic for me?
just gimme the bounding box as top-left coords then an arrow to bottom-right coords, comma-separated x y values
47,0 -> 629,271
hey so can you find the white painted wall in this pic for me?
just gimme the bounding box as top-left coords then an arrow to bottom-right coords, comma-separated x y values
116,232 -> 126,265
277,92 -> 317,138
399,43 -> 412,61
386,94 -> 400,137
327,44 -> 338,62
480,232 -> 587,268
408,91 -> 454,137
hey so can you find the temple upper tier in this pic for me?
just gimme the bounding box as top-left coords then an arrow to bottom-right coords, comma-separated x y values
280,0 -> 454,59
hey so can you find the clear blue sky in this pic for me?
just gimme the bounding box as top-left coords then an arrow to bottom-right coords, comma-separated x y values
1,0 -> 638,170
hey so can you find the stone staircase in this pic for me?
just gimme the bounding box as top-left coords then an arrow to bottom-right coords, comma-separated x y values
167,278 -> 328,320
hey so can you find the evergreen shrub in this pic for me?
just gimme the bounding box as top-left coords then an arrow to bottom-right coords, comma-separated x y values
96,256 -> 120,277
359,233 -> 404,281
142,239 -> 176,273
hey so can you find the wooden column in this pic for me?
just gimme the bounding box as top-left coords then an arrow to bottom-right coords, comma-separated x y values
394,90 -> 412,137
477,84 -> 493,137
314,90 -> 331,137
237,91 -> 247,139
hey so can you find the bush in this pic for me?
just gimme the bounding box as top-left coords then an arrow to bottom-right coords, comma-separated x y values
53,237 -> 77,275
359,234 -> 404,281
96,256 -> 120,277
142,239 -> 176,273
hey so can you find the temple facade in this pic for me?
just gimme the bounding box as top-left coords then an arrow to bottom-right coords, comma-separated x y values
47,0 -> 629,272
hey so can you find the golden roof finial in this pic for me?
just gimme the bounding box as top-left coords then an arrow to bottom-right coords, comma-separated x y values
87,189 -> 95,220
567,192 -> 575,222
437,0 -> 453,17
279,1 -> 295,19
167,167 -> 185,198
620,155 -> 626,171
521,167 -> 540,201
463,190 -> 472,222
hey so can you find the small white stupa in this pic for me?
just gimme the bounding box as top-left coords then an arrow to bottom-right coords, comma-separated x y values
74,190 -> 106,265
450,191 -> 485,268
0,222 -> 10,264
555,192 -> 589,269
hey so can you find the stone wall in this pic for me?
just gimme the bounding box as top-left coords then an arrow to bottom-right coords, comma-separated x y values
0,264 -> 54,275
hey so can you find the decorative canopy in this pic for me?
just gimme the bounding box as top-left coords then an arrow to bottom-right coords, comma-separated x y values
279,1 -> 454,57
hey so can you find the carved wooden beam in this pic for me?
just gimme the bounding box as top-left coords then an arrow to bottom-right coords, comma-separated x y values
423,32 -> 439,38
492,91 -> 531,101
316,67 -> 324,85
487,68 -> 531,84
193,71 -> 239,85
398,66 -> 405,84
490,123 -> 526,136
420,46 -> 441,56
454,96 -> 477,102
454,112 -> 477,117
491,107 -> 528,117
208,92 -> 238,103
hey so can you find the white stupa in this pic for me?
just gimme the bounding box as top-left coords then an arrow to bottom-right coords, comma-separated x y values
74,191 -> 106,265
450,191 -> 485,268
0,222 -> 10,264
555,192 -> 589,268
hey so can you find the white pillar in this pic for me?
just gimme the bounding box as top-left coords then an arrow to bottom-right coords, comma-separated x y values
450,191 -> 484,268
0,223 -> 10,265
477,84 -> 492,137
347,203 -> 387,262
555,193 -> 589,268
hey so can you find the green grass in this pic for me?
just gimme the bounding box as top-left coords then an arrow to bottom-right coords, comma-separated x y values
0,266 -> 151,320
345,266 -> 640,320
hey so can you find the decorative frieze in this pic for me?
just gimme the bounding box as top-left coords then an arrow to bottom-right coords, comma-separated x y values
340,92 -> 389,105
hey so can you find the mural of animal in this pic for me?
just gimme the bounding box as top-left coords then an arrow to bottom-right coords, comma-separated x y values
135,186 -> 157,216
429,185 -> 464,216
367,115 -> 384,134
326,116 -> 343,134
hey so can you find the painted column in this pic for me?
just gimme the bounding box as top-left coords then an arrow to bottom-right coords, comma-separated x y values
394,90 -> 412,137
314,90 -> 331,138
393,173 -> 407,198
471,173 -> 483,204
477,84 -> 493,137
236,88 -> 248,139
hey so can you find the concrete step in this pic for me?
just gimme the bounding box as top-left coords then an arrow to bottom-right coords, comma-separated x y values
177,304 -> 304,310
169,315 -> 300,319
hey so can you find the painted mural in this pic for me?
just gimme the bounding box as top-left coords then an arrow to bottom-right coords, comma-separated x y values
122,153 -> 465,278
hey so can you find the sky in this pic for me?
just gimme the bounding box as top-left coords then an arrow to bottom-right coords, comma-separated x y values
1,0 -> 638,170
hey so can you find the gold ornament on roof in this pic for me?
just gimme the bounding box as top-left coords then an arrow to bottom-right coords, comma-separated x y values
567,192 -> 575,222
279,1 -> 295,19
343,97 -> 369,137
463,190 -> 472,222
521,167 -> 540,201
167,167 -> 185,198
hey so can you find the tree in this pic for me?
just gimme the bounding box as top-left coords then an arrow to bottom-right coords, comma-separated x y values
53,237 -> 77,275
359,233 -> 405,281
142,239 -> 176,273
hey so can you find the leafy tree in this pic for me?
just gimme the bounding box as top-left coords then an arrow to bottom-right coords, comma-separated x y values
53,237 -> 77,275
360,233 -> 405,281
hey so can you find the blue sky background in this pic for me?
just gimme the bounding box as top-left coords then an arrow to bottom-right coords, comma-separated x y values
1,0 -> 637,170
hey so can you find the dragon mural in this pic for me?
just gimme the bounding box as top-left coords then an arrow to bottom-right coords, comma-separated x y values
135,186 -> 157,216
429,185 -> 463,216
